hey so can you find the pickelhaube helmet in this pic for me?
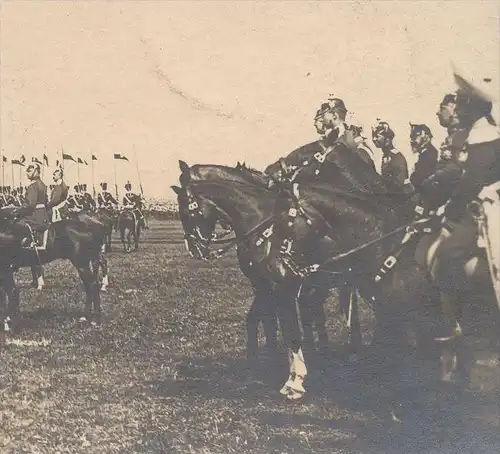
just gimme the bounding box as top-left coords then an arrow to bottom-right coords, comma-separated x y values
326,95 -> 347,116
100,182 -> 107,190
26,163 -> 41,174
372,119 -> 395,140
125,181 -> 132,191
409,123 -> 433,140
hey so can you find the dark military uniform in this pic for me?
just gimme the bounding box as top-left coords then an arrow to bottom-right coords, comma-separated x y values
47,180 -> 69,222
123,191 -> 145,227
381,150 -> 411,194
47,181 -> 68,209
410,143 -> 438,190
16,178 -> 48,230
418,158 -> 463,212
11,178 -> 48,247
438,119 -> 500,288
66,192 -> 84,211
97,191 -> 118,208
82,192 -> 97,211
444,134 -> 500,221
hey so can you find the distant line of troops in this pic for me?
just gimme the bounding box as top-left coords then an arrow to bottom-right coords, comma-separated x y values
1,164 -> 147,248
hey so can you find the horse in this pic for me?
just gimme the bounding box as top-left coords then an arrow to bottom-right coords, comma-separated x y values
176,161 -> 361,357
262,180 -> 484,408
117,208 -> 141,253
414,199 -> 500,385
173,174 -> 384,400
0,206 -> 110,333
97,207 -> 117,253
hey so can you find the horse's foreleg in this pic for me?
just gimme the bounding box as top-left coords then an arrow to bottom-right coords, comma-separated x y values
30,265 -> 44,290
312,285 -> 331,352
5,270 -> 20,335
134,227 -> 140,251
276,282 -> 307,400
297,285 -> 316,354
246,291 -> 261,359
98,251 -> 109,292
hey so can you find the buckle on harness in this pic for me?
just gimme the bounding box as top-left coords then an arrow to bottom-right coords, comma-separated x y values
314,152 -> 326,163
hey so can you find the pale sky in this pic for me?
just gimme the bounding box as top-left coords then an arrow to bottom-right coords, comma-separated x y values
1,1 -> 498,199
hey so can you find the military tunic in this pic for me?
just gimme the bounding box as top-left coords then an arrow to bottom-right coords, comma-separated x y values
97,191 -> 118,208
381,150 -> 411,194
47,181 -> 69,209
16,178 -> 48,230
410,144 -> 438,190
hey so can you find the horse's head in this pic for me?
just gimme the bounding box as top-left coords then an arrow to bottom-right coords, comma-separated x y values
171,183 -> 220,260
0,206 -> 20,228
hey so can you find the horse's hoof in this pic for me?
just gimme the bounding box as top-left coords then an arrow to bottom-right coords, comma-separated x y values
391,409 -> 403,424
286,390 -> 305,401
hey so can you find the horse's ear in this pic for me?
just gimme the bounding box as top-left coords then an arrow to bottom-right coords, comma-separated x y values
171,185 -> 182,196
179,160 -> 190,174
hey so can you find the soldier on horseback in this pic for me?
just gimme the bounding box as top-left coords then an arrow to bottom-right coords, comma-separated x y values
80,184 -> 97,212
97,182 -> 118,209
122,182 -> 146,229
11,163 -> 49,249
46,167 -> 69,223
311,96 -> 377,171
409,123 -> 438,191
372,119 -> 413,194
437,67 -> 500,304
66,185 -> 84,212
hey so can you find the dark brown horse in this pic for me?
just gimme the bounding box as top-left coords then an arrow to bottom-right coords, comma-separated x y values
118,209 -> 141,252
0,207 -> 111,339
175,161 -> 361,357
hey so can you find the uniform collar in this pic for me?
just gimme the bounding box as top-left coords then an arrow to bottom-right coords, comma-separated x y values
467,117 -> 500,145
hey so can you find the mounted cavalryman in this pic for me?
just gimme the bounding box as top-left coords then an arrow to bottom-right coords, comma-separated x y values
97,182 -> 118,209
409,123 -> 438,191
46,167 -> 69,223
11,163 -> 49,249
436,65 -> 500,304
123,182 -> 147,229
80,183 -> 97,212
66,185 -> 84,212
372,119 -> 413,195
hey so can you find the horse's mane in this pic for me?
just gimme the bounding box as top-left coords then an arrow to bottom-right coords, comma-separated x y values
235,161 -> 262,174
303,181 -> 411,218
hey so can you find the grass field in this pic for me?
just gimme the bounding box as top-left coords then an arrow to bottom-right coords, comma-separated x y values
1,220 -> 499,453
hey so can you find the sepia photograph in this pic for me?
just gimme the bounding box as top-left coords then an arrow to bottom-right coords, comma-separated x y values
0,1 -> 499,452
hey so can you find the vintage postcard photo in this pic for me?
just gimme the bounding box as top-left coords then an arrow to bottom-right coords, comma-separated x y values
0,1 -> 499,452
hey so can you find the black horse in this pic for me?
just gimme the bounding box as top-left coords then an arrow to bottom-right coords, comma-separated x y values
0,207 -> 111,334
117,209 -> 141,253
263,181 -> 455,401
176,161 -> 361,357
173,173 -> 380,399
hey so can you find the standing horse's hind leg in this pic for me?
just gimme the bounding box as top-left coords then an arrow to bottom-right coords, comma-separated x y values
75,261 -> 102,326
